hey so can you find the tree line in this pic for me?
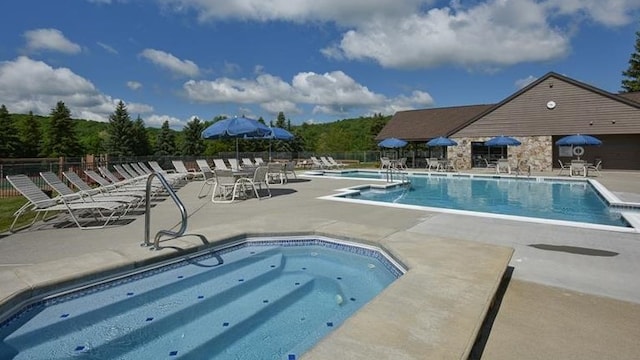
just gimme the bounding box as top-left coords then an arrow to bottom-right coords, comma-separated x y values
0,100 -> 390,159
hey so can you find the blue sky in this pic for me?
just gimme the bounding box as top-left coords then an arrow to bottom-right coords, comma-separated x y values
1,0 -> 639,129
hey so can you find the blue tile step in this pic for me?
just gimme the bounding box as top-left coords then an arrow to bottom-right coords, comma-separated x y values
3,249 -> 285,355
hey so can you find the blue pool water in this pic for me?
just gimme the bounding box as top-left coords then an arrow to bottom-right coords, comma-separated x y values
0,238 -> 402,360
323,172 -> 630,227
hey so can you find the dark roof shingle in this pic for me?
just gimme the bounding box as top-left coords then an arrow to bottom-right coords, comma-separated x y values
376,104 -> 494,141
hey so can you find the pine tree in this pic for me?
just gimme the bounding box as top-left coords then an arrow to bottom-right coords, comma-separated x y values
43,101 -> 82,157
0,104 -> 20,157
17,111 -> 41,157
155,120 -> 176,156
622,29 -> 640,92
275,111 -> 286,128
181,117 -> 206,155
131,115 -> 151,156
107,101 -> 135,156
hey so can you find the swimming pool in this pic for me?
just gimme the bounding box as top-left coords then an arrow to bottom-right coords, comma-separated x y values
0,237 -> 404,359
312,171 -> 638,230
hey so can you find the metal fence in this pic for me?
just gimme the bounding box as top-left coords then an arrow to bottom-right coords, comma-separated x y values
0,151 -> 384,198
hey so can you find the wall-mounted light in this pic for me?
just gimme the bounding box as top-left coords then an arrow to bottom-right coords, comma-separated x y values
612,120 -> 616,124
589,121 -> 593,125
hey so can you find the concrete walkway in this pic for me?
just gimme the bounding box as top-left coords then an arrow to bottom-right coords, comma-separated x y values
1,168 -> 639,359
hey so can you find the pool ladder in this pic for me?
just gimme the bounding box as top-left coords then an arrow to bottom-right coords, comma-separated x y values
385,167 -> 409,184
142,172 -> 188,250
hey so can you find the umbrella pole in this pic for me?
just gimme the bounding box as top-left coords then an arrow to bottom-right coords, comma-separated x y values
236,138 -> 239,163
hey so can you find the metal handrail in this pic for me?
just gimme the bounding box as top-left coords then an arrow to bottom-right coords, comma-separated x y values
142,172 -> 188,250
385,167 -> 408,183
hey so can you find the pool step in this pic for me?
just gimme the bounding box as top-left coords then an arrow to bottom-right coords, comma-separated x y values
3,249 -> 285,355
100,273 -> 317,359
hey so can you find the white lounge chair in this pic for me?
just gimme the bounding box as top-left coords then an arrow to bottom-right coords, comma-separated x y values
228,158 -> 242,171
6,174 -> 127,231
213,159 -> 230,170
496,159 -> 511,174
172,160 -> 201,180
254,157 -> 265,165
310,156 -> 325,169
63,171 -> 146,200
327,156 -> 346,168
242,158 -> 255,167
320,156 -> 336,169
40,171 -> 138,212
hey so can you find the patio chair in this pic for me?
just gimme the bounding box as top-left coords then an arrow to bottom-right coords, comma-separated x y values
196,160 -> 216,198
310,156 -> 325,169
6,174 -> 127,231
395,157 -> 408,170
171,160 -> 201,180
483,158 -> 497,171
587,160 -> 602,176
320,156 -> 336,169
557,160 -> 569,176
327,156 -> 346,168
267,163 -> 286,184
426,158 -> 439,172
380,157 -> 392,170
570,160 -> 586,177
283,160 -> 297,181
228,158 -> 242,171
242,158 -> 255,167
496,159 -> 511,174
211,169 -> 243,203
213,158 -> 230,170
40,171 -> 138,212
237,166 -> 271,199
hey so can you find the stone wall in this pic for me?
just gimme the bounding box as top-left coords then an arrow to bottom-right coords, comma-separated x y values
447,136 -> 553,171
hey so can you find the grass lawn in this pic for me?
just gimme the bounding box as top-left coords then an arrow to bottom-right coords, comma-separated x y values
0,197 -> 37,233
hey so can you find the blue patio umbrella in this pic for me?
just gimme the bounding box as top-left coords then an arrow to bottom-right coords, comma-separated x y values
201,116 -> 272,160
426,136 -> 458,147
268,127 -> 294,140
555,134 -> 602,146
266,127 -> 295,161
485,135 -> 521,147
378,137 -> 408,148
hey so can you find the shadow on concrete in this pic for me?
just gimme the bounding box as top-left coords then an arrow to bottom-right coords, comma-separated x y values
270,188 -> 298,197
469,266 -> 514,360
528,244 -> 618,257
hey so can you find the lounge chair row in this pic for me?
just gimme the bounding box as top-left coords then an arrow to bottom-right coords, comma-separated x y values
310,156 -> 345,169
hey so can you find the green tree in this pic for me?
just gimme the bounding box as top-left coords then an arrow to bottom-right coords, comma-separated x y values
43,101 -> 82,157
107,101 -> 135,156
181,117 -> 206,155
17,111 -> 42,157
622,29 -> 640,92
131,115 -> 151,156
275,111 -> 286,128
0,105 -> 20,157
155,120 -> 176,156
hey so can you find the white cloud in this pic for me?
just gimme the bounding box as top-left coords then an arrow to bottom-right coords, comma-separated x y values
127,81 -> 143,90
139,48 -> 200,77
515,75 -> 537,89
326,1 -> 571,70
163,0 -> 639,71
545,0 -> 640,27
0,56 -> 153,122
183,70 -> 432,116
23,28 -> 82,54
145,114 -> 188,128
97,41 -> 118,54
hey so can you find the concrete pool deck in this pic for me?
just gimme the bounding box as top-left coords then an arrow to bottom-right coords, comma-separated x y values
1,168 -> 640,359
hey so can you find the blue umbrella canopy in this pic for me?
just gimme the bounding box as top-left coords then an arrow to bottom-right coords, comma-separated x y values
378,137 -> 408,148
485,135 -> 521,147
268,127 -> 295,140
426,136 -> 458,147
555,134 -> 602,146
201,116 -> 271,139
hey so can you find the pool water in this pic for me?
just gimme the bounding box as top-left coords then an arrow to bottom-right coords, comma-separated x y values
0,238 -> 402,360
332,173 -> 629,227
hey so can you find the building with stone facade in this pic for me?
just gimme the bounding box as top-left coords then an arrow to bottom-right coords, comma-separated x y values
376,72 -> 640,171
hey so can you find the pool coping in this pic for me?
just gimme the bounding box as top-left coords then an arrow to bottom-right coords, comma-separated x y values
305,170 -> 640,233
0,229 -> 513,360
